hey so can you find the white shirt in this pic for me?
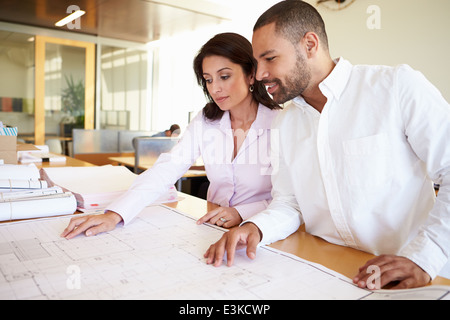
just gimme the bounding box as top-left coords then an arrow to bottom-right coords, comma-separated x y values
248,58 -> 450,279
107,104 -> 280,225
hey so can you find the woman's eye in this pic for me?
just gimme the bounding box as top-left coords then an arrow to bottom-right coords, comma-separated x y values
221,75 -> 230,80
204,78 -> 212,84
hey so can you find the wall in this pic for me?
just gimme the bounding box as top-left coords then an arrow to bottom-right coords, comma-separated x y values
304,0 -> 450,101
149,0 -> 281,133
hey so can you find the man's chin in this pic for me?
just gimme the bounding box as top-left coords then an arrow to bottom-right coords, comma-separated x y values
272,94 -> 291,105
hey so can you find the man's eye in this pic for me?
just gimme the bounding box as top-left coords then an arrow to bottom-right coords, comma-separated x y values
266,57 -> 275,62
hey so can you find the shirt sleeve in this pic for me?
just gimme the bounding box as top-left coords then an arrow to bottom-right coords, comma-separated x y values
234,199 -> 270,221
106,114 -> 203,225
244,115 -> 303,245
395,65 -> 450,279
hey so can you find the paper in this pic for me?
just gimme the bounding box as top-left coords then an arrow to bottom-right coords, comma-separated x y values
18,152 -> 66,164
0,179 -> 48,190
0,192 -> 76,221
0,186 -> 64,202
0,163 -> 76,221
0,164 -> 40,180
40,165 -> 178,211
0,205 -> 448,300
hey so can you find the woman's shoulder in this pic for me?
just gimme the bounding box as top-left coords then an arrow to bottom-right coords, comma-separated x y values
189,109 -> 222,129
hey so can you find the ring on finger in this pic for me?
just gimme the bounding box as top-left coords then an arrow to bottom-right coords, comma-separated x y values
219,217 -> 227,223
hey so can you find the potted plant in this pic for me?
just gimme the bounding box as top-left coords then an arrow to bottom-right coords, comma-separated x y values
60,75 -> 85,137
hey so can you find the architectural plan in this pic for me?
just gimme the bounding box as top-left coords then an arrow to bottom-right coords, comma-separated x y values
0,205 -> 449,300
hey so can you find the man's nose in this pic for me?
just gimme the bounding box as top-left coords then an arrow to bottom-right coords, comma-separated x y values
255,66 -> 269,81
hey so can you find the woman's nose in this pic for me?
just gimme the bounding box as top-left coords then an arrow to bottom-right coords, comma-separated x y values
210,81 -> 221,93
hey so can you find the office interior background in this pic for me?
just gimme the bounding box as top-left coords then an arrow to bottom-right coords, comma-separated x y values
0,0 -> 449,150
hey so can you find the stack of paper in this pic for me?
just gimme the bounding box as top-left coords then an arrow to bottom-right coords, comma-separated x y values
17,144 -> 66,164
0,163 -> 44,187
19,152 -> 66,164
40,165 -> 178,212
0,164 -> 77,221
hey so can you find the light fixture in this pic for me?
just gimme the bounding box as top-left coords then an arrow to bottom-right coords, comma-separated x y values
55,10 -> 86,27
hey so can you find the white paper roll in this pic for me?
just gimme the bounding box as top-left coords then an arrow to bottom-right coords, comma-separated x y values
0,164 -> 40,180
0,179 -> 48,189
0,186 -> 64,202
0,192 -> 77,221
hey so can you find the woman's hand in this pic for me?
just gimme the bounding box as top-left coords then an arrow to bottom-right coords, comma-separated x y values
197,206 -> 242,228
60,210 -> 123,239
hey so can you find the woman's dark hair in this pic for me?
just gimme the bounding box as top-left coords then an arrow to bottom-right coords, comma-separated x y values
193,32 -> 280,121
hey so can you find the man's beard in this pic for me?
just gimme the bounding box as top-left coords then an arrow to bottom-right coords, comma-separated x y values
268,50 -> 311,104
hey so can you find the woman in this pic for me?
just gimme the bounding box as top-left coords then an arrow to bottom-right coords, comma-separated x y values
61,33 -> 281,239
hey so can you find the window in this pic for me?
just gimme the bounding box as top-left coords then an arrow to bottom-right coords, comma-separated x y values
99,45 -> 149,131
0,31 -> 35,142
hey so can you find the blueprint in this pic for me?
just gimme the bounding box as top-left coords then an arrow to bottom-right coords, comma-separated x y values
0,205 -> 449,300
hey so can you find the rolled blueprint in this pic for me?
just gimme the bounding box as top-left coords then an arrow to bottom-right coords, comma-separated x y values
0,192 -> 77,221
0,186 -> 64,202
0,164 -> 40,180
0,179 -> 48,190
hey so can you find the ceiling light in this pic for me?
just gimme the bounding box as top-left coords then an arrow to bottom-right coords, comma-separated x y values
55,10 -> 86,27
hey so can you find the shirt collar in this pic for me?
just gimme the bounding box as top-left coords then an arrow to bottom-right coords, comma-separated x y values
319,57 -> 352,101
219,103 -> 274,133
292,57 -> 353,109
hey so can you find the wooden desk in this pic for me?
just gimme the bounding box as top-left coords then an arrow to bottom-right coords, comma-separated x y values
21,154 -> 96,169
13,155 -> 450,289
19,135 -> 73,156
166,194 -> 450,287
109,156 -> 206,178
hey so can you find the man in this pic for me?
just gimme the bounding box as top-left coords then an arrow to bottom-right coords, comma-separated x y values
204,0 -> 450,289
152,124 -> 181,137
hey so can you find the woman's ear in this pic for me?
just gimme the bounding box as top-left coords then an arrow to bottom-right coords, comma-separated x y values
248,71 -> 256,86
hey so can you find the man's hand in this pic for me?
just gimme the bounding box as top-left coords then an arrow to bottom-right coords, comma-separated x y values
60,211 -> 123,239
204,223 -> 262,267
353,255 -> 431,290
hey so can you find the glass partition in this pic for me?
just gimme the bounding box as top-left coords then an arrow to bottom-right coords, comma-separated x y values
100,45 -> 148,131
44,43 -> 86,138
34,35 -> 95,148
0,31 -> 35,142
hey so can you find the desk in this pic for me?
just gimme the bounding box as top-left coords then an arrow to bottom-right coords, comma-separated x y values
109,156 -> 206,174
166,193 -> 450,287
19,135 -> 73,156
11,156 -> 450,290
21,154 -> 96,169
109,156 -> 207,191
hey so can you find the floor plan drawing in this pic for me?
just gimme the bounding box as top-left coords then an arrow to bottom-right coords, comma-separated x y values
0,205 -> 449,300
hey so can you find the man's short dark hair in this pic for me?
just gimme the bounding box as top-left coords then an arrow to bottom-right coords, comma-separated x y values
254,0 -> 329,50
